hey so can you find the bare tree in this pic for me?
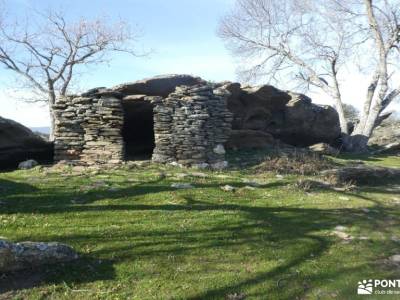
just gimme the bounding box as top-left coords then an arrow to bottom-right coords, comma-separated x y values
219,0 -> 400,152
343,103 -> 360,124
0,8 -> 141,139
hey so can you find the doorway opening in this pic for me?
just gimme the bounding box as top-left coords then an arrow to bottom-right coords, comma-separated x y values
122,98 -> 155,160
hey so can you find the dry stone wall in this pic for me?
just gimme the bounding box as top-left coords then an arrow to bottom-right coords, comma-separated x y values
152,84 -> 233,169
53,91 -> 124,164
53,82 -> 232,168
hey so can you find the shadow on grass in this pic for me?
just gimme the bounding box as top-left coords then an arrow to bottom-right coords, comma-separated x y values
21,198 -> 399,299
0,179 -> 289,214
338,152 -> 397,161
0,257 -> 115,295
1,177 -> 400,298
0,179 -> 38,197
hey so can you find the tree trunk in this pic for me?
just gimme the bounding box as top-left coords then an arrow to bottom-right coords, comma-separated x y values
335,100 -> 349,134
49,107 -> 55,141
48,89 -> 56,141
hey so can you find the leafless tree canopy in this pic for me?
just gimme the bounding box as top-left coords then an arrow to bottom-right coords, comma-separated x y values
219,0 -> 400,151
0,7 -> 141,137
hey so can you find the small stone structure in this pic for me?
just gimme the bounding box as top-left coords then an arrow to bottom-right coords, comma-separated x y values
53,83 -> 233,168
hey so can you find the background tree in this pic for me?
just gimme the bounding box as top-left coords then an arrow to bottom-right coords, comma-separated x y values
0,8 -> 141,139
343,103 -> 360,125
219,0 -> 400,152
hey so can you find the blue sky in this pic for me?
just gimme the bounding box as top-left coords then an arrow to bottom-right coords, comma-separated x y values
0,0 -> 237,126
2,0 -> 237,84
0,0 -> 398,127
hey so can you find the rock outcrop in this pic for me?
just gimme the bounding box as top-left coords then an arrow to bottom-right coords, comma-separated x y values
369,119 -> 400,153
223,83 -> 341,149
112,74 -> 205,97
0,116 -> 53,169
0,239 -> 78,273
226,129 -> 276,150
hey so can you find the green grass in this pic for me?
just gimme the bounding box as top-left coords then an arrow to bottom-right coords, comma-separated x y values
334,153 -> 400,168
1,154 -> 400,299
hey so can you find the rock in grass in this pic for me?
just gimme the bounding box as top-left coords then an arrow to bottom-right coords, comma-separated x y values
0,239 -> 79,272
169,162 -> 183,168
210,161 -> 228,170
171,183 -> 194,189
388,255 -> 400,263
226,292 -> 246,300
332,225 -> 353,241
18,159 -> 38,170
334,225 -> 347,231
391,236 -> 400,243
189,172 -> 208,178
221,185 -> 236,192
332,231 -> 353,241
175,173 -> 189,179
309,143 -> 340,156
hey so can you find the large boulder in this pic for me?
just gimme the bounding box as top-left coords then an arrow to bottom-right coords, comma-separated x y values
225,83 -> 290,130
0,239 -> 78,272
0,116 -> 53,169
224,83 -> 341,148
226,130 -> 276,150
112,74 -> 205,97
272,93 -> 341,146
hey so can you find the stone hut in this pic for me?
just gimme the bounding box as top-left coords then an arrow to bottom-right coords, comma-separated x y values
53,75 -> 233,169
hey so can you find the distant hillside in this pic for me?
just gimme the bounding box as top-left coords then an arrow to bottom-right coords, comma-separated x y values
30,127 -> 50,134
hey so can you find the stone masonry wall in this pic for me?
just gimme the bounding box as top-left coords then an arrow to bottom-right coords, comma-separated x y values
152,84 -> 233,168
53,91 -> 124,164
53,83 -> 232,168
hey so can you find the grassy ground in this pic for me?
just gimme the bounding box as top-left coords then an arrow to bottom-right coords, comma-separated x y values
334,153 -> 400,168
0,153 -> 400,299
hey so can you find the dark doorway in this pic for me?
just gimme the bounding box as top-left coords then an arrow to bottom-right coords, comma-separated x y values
122,97 -> 155,160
